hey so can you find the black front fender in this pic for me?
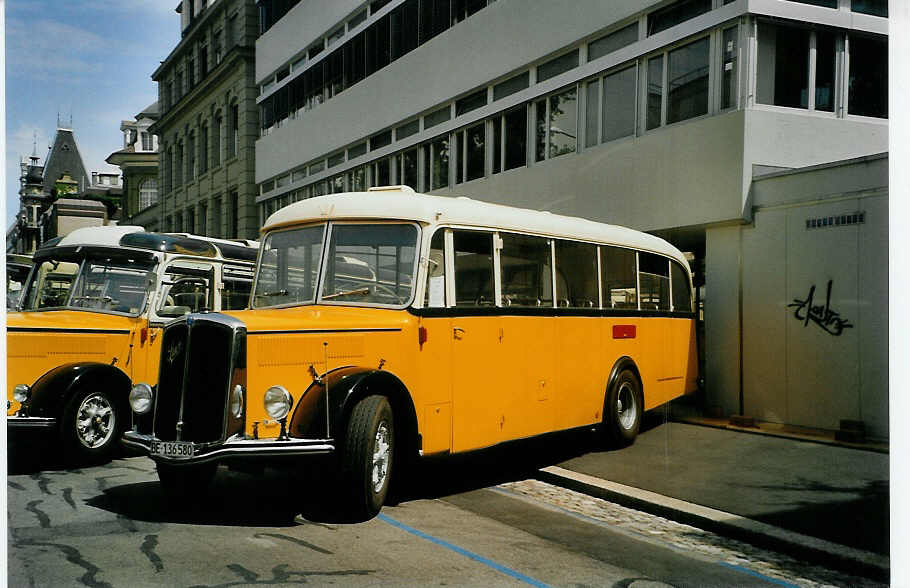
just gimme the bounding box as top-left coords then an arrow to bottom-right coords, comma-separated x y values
22,362 -> 132,419
288,367 -> 418,455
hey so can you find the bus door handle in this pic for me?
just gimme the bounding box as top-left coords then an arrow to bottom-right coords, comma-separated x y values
453,327 -> 465,340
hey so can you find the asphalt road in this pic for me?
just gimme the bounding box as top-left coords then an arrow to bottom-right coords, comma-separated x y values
9,447 -> 802,588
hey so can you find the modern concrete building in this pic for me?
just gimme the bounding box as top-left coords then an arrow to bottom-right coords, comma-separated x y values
253,0 -> 888,439
107,102 -> 161,231
151,0 -> 260,240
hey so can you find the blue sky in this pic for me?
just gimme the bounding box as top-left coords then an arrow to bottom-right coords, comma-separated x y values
5,0 -> 180,229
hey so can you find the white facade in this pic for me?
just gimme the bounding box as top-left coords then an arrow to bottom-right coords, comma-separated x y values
255,0 -> 889,438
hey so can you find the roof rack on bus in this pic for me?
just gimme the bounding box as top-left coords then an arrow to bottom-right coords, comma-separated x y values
367,185 -> 415,194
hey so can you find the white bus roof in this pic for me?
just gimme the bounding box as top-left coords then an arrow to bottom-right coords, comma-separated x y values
263,187 -> 687,266
58,225 -> 145,247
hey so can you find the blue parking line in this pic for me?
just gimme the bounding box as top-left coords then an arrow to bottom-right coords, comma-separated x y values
377,512 -> 552,588
718,562 -> 800,587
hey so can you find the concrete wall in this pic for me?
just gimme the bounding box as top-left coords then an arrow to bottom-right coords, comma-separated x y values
442,110 -> 746,232
706,156 -> 888,439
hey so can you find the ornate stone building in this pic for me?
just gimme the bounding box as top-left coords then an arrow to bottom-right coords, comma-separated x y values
151,0 -> 259,240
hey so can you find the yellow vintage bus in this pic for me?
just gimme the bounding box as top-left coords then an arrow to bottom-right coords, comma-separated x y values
124,187 -> 697,517
7,226 -> 257,464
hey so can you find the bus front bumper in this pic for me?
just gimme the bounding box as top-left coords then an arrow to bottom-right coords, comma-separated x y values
121,430 -> 335,465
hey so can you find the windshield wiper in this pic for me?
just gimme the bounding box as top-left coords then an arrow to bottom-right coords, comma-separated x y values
258,289 -> 289,297
71,295 -> 114,303
322,287 -> 370,300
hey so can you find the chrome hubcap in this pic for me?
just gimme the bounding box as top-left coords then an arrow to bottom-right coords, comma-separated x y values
76,393 -> 115,449
371,421 -> 391,493
616,383 -> 637,430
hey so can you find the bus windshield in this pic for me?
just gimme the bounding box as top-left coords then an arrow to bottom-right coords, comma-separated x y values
22,255 -> 155,316
253,222 -> 419,308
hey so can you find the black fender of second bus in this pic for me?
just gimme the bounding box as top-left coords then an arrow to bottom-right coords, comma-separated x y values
605,356 -> 644,408
288,366 -> 418,452
19,362 -> 132,420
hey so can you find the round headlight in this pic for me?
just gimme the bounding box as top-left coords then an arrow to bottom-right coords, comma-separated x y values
231,384 -> 244,418
263,385 -> 292,420
129,383 -> 154,414
13,384 -> 30,403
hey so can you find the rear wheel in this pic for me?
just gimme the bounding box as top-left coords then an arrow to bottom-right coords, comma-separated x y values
341,395 -> 394,520
60,387 -> 122,465
156,461 -> 217,497
603,368 -> 642,447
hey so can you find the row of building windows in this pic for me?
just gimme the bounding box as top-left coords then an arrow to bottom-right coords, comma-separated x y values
160,7 -> 242,113
257,18 -> 886,217
162,104 -> 239,193
163,190 -> 240,238
258,0 -> 493,131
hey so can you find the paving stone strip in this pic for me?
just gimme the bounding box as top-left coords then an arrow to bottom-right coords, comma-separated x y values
498,479 -> 884,588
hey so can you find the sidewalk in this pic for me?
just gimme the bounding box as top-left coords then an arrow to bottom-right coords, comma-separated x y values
538,412 -> 889,581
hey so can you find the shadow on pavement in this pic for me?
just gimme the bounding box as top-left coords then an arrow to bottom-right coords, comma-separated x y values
88,427 -> 607,527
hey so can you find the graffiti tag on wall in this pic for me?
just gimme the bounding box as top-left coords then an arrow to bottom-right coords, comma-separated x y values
788,280 -> 853,336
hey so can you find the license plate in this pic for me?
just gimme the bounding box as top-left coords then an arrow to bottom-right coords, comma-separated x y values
150,440 -> 194,459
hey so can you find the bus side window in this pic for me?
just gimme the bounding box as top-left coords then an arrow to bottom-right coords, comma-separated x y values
601,246 -> 637,309
671,261 -> 692,312
500,233 -> 552,307
453,231 -> 494,307
639,252 -> 670,311
555,240 -> 598,308
424,230 -> 446,308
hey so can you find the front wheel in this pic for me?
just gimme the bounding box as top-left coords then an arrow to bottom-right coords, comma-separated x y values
341,395 -> 395,520
60,387 -> 122,465
603,368 -> 642,448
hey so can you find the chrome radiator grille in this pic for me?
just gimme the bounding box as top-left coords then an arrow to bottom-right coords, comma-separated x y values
154,314 -> 244,443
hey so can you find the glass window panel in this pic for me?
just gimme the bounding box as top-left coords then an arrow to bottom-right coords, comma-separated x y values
555,241 -> 598,308
601,246 -> 637,309
371,131 -> 393,150
424,230 -> 446,307
671,261 -> 692,312
667,37 -> 709,123
456,89 -> 487,115
722,27 -> 738,110
501,233 -> 553,307
465,123 -> 485,181
757,24 -> 809,108
348,142 -> 367,159
585,81 -> 599,148
321,223 -> 418,305
427,136 -> 450,190
538,50 -> 579,83
602,66 -> 636,142
504,107 -> 527,170
638,252 -> 670,311
646,56 -> 663,130
851,0 -> 887,16
396,119 -> 420,139
848,36 -> 887,118
328,152 -> 345,168
425,106 -> 451,129
402,148 -> 418,188
493,71 -> 529,101
790,0 -> 837,7
648,0 -> 711,36
453,231 -> 494,306
815,31 -> 836,112
493,117 -> 502,174
535,99 -> 547,162
253,224 -> 325,307
589,23 -> 638,61
547,88 -> 577,158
